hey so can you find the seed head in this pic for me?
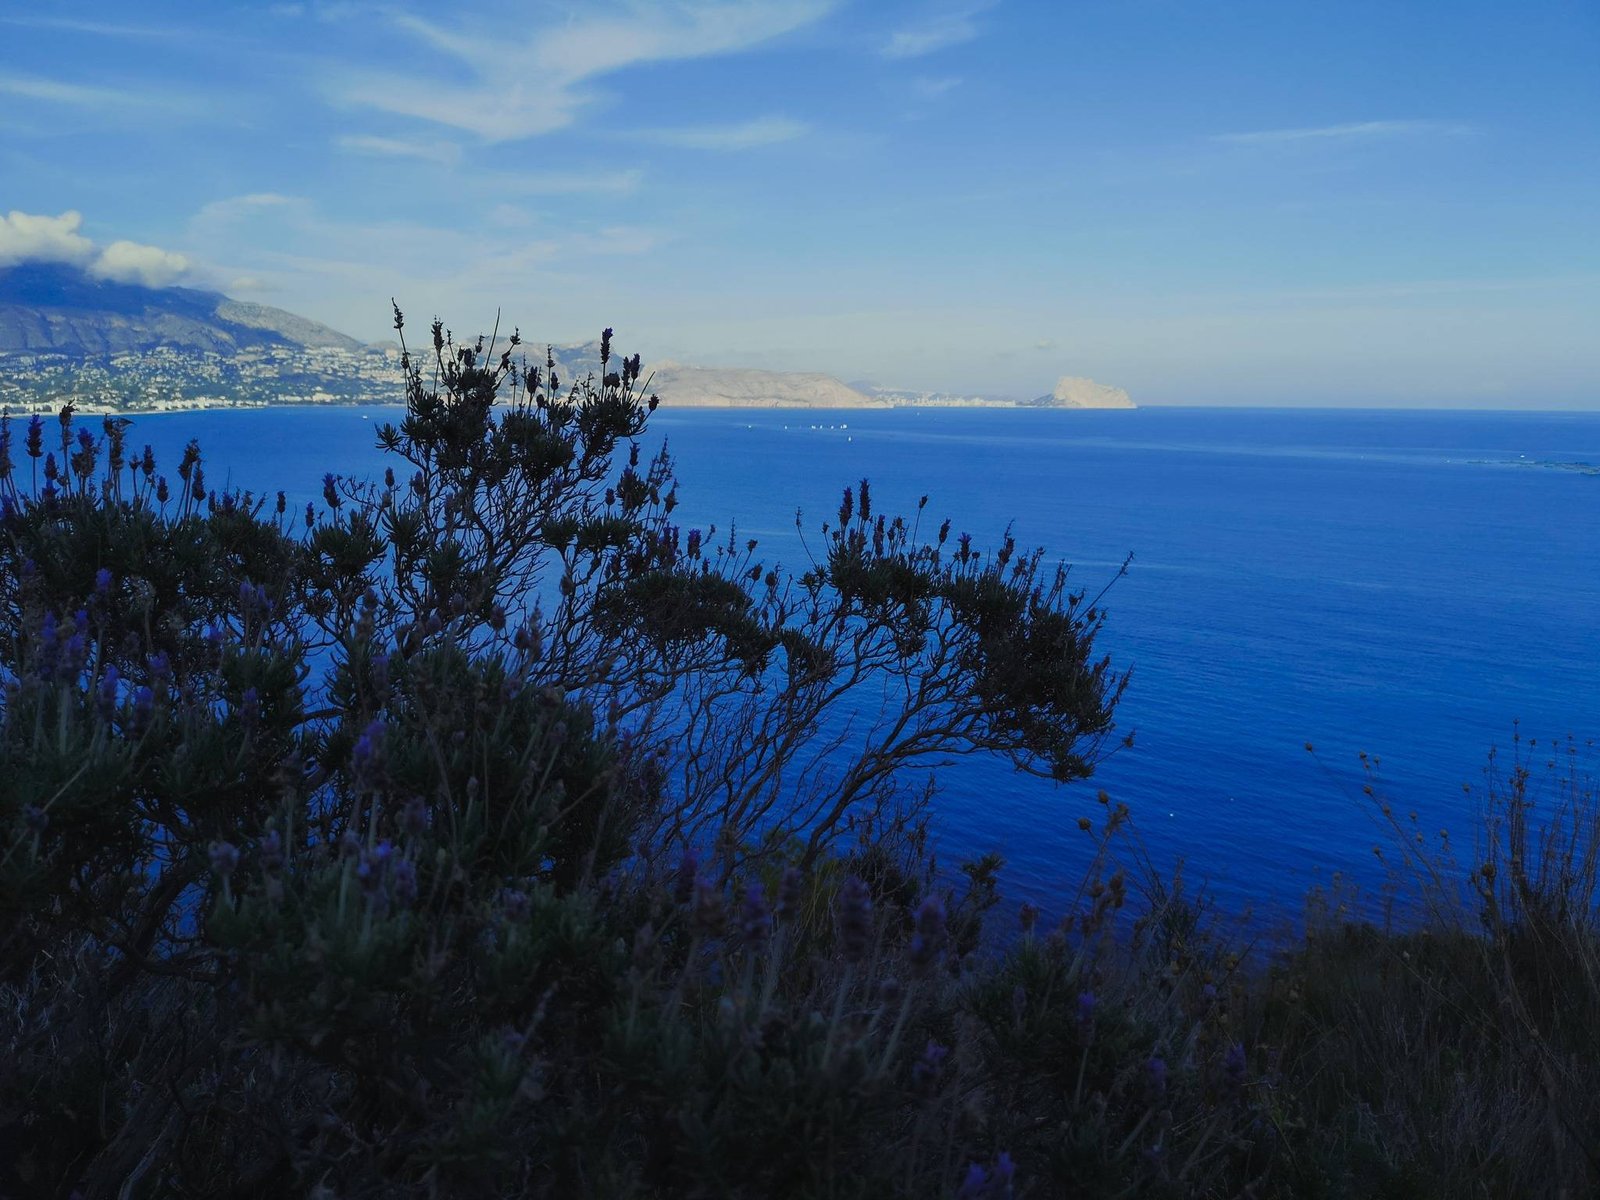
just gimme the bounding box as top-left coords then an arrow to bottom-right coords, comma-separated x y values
836,874 -> 872,962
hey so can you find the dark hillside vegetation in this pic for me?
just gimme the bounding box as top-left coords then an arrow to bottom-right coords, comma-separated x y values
0,313 -> 1595,1198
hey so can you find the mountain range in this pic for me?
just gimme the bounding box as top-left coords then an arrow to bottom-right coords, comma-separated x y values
0,263 -> 362,356
0,264 -> 1134,410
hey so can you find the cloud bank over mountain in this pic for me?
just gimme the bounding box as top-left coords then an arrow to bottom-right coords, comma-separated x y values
0,210 -> 191,288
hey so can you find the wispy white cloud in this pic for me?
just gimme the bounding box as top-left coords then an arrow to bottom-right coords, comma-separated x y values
337,134 -> 463,166
335,1 -> 835,142
881,2 -> 995,59
192,193 -> 308,228
0,14 -> 198,39
180,195 -> 662,333
633,117 -> 808,150
491,169 -> 646,196
0,73 -> 151,109
1212,119 -> 1474,145
907,75 -> 962,101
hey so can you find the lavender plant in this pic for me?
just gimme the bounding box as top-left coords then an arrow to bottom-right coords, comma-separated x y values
0,319 -> 1147,1198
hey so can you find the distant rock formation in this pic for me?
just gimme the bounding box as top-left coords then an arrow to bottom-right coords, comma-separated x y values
1029,376 -> 1136,410
647,361 -> 885,409
541,343 -> 881,408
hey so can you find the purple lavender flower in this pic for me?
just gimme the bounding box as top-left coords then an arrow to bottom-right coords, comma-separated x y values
259,828 -> 285,873
992,1154 -> 1016,1197
836,875 -> 872,963
674,847 -> 700,906
1018,902 -> 1039,934
501,887 -> 531,921
147,651 -> 171,682
911,1038 -> 948,1093
692,876 -> 724,939
23,805 -> 48,834
776,865 -> 805,922
1146,1055 -> 1168,1100
94,567 -> 113,595
908,894 -> 946,974
351,717 -> 388,785
129,686 -> 155,736
322,472 -> 341,509
738,883 -> 771,950
391,857 -> 419,907
65,631 -> 86,674
1076,990 -> 1098,1035
957,1164 -> 989,1198
1223,1041 -> 1248,1095
400,792 -> 429,837
357,840 -> 393,897
209,840 -> 240,878
96,666 -> 120,721
239,687 -> 260,727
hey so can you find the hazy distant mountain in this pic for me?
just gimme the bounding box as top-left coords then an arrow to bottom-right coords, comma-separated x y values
852,377 -> 1138,410
0,263 -> 363,355
545,342 -> 883,409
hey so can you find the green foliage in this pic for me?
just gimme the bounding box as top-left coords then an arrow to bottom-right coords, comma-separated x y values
0,318 -> 1134,1197
1,315 -> 1591,1198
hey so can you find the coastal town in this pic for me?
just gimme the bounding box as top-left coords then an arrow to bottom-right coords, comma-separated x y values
0,342 -> 406,414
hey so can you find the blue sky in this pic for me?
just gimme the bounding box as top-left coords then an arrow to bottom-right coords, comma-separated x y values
1,0 -> 1596,406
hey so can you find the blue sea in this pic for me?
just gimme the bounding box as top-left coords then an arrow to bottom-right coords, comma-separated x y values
126,405 -> 1600,922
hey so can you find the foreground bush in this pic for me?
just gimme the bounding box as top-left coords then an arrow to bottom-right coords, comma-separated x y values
0,317 -> 1593,1198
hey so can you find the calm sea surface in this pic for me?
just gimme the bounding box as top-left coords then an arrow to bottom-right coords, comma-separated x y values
126,405 -> 1600,920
